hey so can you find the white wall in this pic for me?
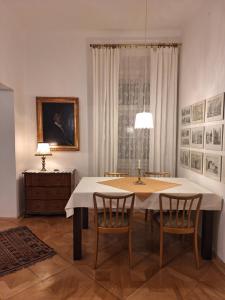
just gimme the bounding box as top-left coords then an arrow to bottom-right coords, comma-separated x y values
0,1 -> 26,217
0,90 -> 17,217
178,0 -> 225,261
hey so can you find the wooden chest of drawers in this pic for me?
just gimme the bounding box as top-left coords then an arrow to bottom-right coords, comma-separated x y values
24,170 -> 75,215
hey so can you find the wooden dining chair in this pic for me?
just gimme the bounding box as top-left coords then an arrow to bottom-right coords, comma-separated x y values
144,171 -> 170,224
158,193 -> 202,268
93,192 -> 135,269
104,172 -> 129,177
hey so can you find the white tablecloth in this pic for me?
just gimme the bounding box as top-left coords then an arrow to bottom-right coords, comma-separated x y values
65,177 -> 223,218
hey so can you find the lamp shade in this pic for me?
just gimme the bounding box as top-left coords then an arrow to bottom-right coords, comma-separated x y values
134,112 -> 154,129
36,143 -> 52,155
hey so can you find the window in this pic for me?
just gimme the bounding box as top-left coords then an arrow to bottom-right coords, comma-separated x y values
117,49 -> 150,175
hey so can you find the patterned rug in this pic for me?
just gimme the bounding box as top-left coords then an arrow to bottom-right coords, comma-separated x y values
0,226 -> 56,276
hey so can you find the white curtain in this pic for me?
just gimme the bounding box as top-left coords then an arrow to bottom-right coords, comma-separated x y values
92,48 -> 120,176
118,47 -> 178,176
149,47 -> 178,176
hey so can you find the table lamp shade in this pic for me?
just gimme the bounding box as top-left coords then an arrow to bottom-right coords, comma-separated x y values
134,112 -> 154,129
36,143 -> 52,155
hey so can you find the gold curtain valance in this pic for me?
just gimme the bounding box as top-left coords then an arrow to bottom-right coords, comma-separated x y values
90,43 -> 181,49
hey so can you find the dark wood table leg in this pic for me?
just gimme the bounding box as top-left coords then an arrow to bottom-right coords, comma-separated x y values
201,210 -> 213,260
82,208 -> 89,229
73,207 -> 82,260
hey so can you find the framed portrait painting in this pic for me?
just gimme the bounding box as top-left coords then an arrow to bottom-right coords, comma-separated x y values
36,97 -> 80,151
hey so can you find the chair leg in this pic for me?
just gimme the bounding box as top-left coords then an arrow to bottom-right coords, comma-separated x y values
194,232 -> 200,269
180,234 -> 185,245
145,209 -> 148,222
149,210 -> 154,232
145,209 -> 154,232
128,229 -> 132,268
94,230 -> 99,269
160,228 -> 164,268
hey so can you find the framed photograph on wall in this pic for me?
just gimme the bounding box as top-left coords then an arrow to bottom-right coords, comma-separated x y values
191,100 -> 205,124
180,128 -> 191,147
191,127 -> 204,148
36,97 -> 80,151
204,153 -> 222,181
205,93 -> 224,122
223,124 -> 225,151
190,151 -> 203,174
222,157 -> 225,184
205,124 -> 223,151
180,149 -> 190,168
181,106 -> 191,126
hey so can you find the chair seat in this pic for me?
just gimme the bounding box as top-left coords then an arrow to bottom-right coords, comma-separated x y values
156,212 -> 194,228
97,211 -> 129,227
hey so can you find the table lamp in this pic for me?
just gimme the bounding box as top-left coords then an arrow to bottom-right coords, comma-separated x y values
35,143 -> 52,171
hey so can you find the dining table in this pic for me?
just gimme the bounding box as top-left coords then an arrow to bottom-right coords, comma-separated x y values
65,176 -> 223,261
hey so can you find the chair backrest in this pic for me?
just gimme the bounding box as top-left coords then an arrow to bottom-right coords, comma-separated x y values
159,193 -> 202,229
93,192 -> 135,228
144,171 -> 170,177
104,172 -> 129,177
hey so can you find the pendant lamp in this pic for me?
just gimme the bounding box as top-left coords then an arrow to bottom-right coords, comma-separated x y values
134,0 -> 154,129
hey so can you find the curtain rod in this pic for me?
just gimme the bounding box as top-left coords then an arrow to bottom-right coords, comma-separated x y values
90,43 -> 181,49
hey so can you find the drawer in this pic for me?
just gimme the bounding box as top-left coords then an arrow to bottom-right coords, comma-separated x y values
26,199 -> 67,213
26,187 -> 71,200
25,173 -> 71,187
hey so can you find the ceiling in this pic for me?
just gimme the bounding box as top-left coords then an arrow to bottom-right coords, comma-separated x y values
2,0 -> 205,32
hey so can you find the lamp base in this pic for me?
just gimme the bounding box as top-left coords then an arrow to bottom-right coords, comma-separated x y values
134,178 -> 146,185
41,156 -> 47,172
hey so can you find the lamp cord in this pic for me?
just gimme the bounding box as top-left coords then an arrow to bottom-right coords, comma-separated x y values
144,0 -> 148,45
143,0 -> 148,112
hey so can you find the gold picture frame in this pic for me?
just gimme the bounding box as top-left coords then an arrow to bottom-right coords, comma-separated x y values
36,97 -> 80,151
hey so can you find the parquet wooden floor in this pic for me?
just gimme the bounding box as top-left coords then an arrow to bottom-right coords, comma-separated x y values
0,212 -> 225,300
